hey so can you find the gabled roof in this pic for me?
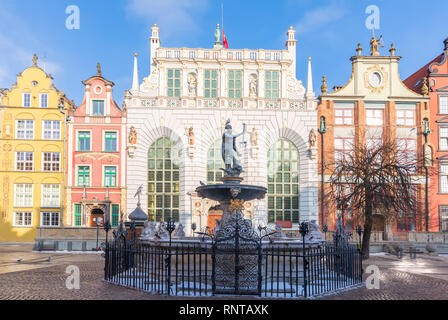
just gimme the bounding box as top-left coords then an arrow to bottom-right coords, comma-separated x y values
404,54 -> 444,94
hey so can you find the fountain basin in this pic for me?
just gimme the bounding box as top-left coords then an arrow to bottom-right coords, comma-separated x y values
195,184 -> 267,202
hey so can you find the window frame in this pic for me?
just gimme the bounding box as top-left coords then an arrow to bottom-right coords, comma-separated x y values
42,120 -> 61,140
265,70 -> 280,99
104,131 -> 118,152
167,68 -> 181,98
334,108 -> 354,125
77,165 -> 91,187
14,184 -> 33,208
40,211 -> 60,227
334,137 -> 354,163
366,108 -> 384,126
41,184 -> 60,208
204,69 -> 218,98
15,151 -> 33,171
439,126 -> 448,151
42,152 -> 61,172
228,70 -> 242,99
39,93 -> 48,108
396,109 -> 415,126
15,120 -> 34,140
103,165 -> 117,187
91,100 -> 105,116
13,211 -> 33,227
439,205 -> 448,232
22,93 -> 31,107
439,95 -> 448,114
77,131 -> 91,151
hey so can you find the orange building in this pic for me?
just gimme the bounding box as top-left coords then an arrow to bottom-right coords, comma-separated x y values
318,37 -> 429,240
404,38 -> 448,232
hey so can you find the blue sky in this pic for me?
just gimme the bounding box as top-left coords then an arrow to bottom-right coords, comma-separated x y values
0,0 -> 447,106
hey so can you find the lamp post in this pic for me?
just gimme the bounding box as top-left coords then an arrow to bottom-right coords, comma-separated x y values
318,116 -> 328,229
165,218 -> 176,295
423,119 -> 432,232
356,225 -> 363,251
322,224 -> 328,242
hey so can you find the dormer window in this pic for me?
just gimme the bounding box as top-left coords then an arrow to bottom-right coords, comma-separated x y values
92,100 -> 104,116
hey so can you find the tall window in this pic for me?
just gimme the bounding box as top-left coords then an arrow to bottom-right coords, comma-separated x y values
16,152 -> 33,171
397,139 -> 417,173
42,184 -> 60,208
16,120 -> 34,139
148,137 -> 180,222
207,139 -> 224,183
23,93 -> 31,107
77,166 -> 90,186
92,100 -> 104,116
167,69 -> 181,98
104,166 -> 117,187
334,138 -> 354,163
41,212 -> 59,227
78,131 -> 91,151
104,132 -> 117,152
267,139 -> 299,223
335,184 -> 354,230
265,71 -> 279,99
74,204 -> 82,226
439,162 -> 448,193
396,109 -> 415,126
40,94 -> 48,108
397,188 -> 416,231
13,212 -> 32,227
228,70 -> 242,98
43,120 -> 61,140
439,206 -> 448,232
111,204 -> 119,227
204,69 -> 218,98
439,96 -> 448,114
439,126 -> 448,151
43,152 -> 60,172
366,109 -> 383,126
14,184 -> 33,207
334,109 -> 353,125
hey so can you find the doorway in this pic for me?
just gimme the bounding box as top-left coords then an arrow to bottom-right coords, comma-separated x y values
90,208 -> 105,228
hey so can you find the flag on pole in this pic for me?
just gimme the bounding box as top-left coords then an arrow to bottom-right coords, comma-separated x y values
222,29 -> 229,49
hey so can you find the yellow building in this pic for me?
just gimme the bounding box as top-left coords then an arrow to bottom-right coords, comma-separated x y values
0,55 -> 71,242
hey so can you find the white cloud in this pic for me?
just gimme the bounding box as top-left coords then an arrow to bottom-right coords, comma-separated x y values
126,0 -> 209,39
294,5 -> 346,35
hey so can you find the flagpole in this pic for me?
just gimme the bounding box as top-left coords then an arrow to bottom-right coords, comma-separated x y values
221,3 -> 224,31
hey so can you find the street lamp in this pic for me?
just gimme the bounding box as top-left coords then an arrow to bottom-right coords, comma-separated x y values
422,118 -> 432,232
318,116 -> 328,228
356,225 -> 363,251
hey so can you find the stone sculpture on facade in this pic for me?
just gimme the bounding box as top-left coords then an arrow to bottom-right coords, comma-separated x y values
221,119 -> 246,177
127,126 -> 137,158
140,221 -> 157,240
249,76 -> 258,97
174,223 -> 186,238
304,220 -> 322,242
154,222 -> 170,240
187,74 -> 197,96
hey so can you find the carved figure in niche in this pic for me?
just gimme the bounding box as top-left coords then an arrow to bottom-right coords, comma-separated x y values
188,127 -> 194,146
249,75 -> 258,97
250,127 -> 258,147
188,74 -> 197,96
129,126 -> 137,145
309,128 -> 317,147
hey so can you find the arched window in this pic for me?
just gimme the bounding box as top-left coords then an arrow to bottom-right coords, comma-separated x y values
207,139 -> 223,183
148,137 -> 180,222
267,139 -> 299,223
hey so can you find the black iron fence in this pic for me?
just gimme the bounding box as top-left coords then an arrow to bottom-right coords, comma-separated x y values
104,240 -> 363,298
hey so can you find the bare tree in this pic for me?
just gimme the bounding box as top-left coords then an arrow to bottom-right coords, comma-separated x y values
328,137 -> 422,259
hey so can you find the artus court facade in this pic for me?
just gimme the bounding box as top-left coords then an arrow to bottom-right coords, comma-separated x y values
125,25 -> 319,234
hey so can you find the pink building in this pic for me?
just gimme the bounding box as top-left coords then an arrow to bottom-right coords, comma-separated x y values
66,65 -> 127,228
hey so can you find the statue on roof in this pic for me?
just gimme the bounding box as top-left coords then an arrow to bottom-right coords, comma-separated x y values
32,54 -> 38,67
97,62 -> 102,76
370,32 -> 383,56
214,24 -> 221,44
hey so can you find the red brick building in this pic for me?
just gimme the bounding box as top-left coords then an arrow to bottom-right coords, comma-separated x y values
318,38 -> 429,240
404,38 -> 448,232
66,65 -> 127,228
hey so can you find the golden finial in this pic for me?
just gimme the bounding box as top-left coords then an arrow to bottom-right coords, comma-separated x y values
356,43 -> 363,56
96,62 -> 102,76
421,76 -> 429,96
389,43 -> 396,56
32,54 -> 38,67
321,75 -> 328,95
134,53 -> 138,57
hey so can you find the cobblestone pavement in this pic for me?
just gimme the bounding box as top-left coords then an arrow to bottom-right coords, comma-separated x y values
0,244 -> 447,300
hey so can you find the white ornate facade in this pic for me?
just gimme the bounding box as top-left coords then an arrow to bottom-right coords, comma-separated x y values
125,24 -> 318,235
